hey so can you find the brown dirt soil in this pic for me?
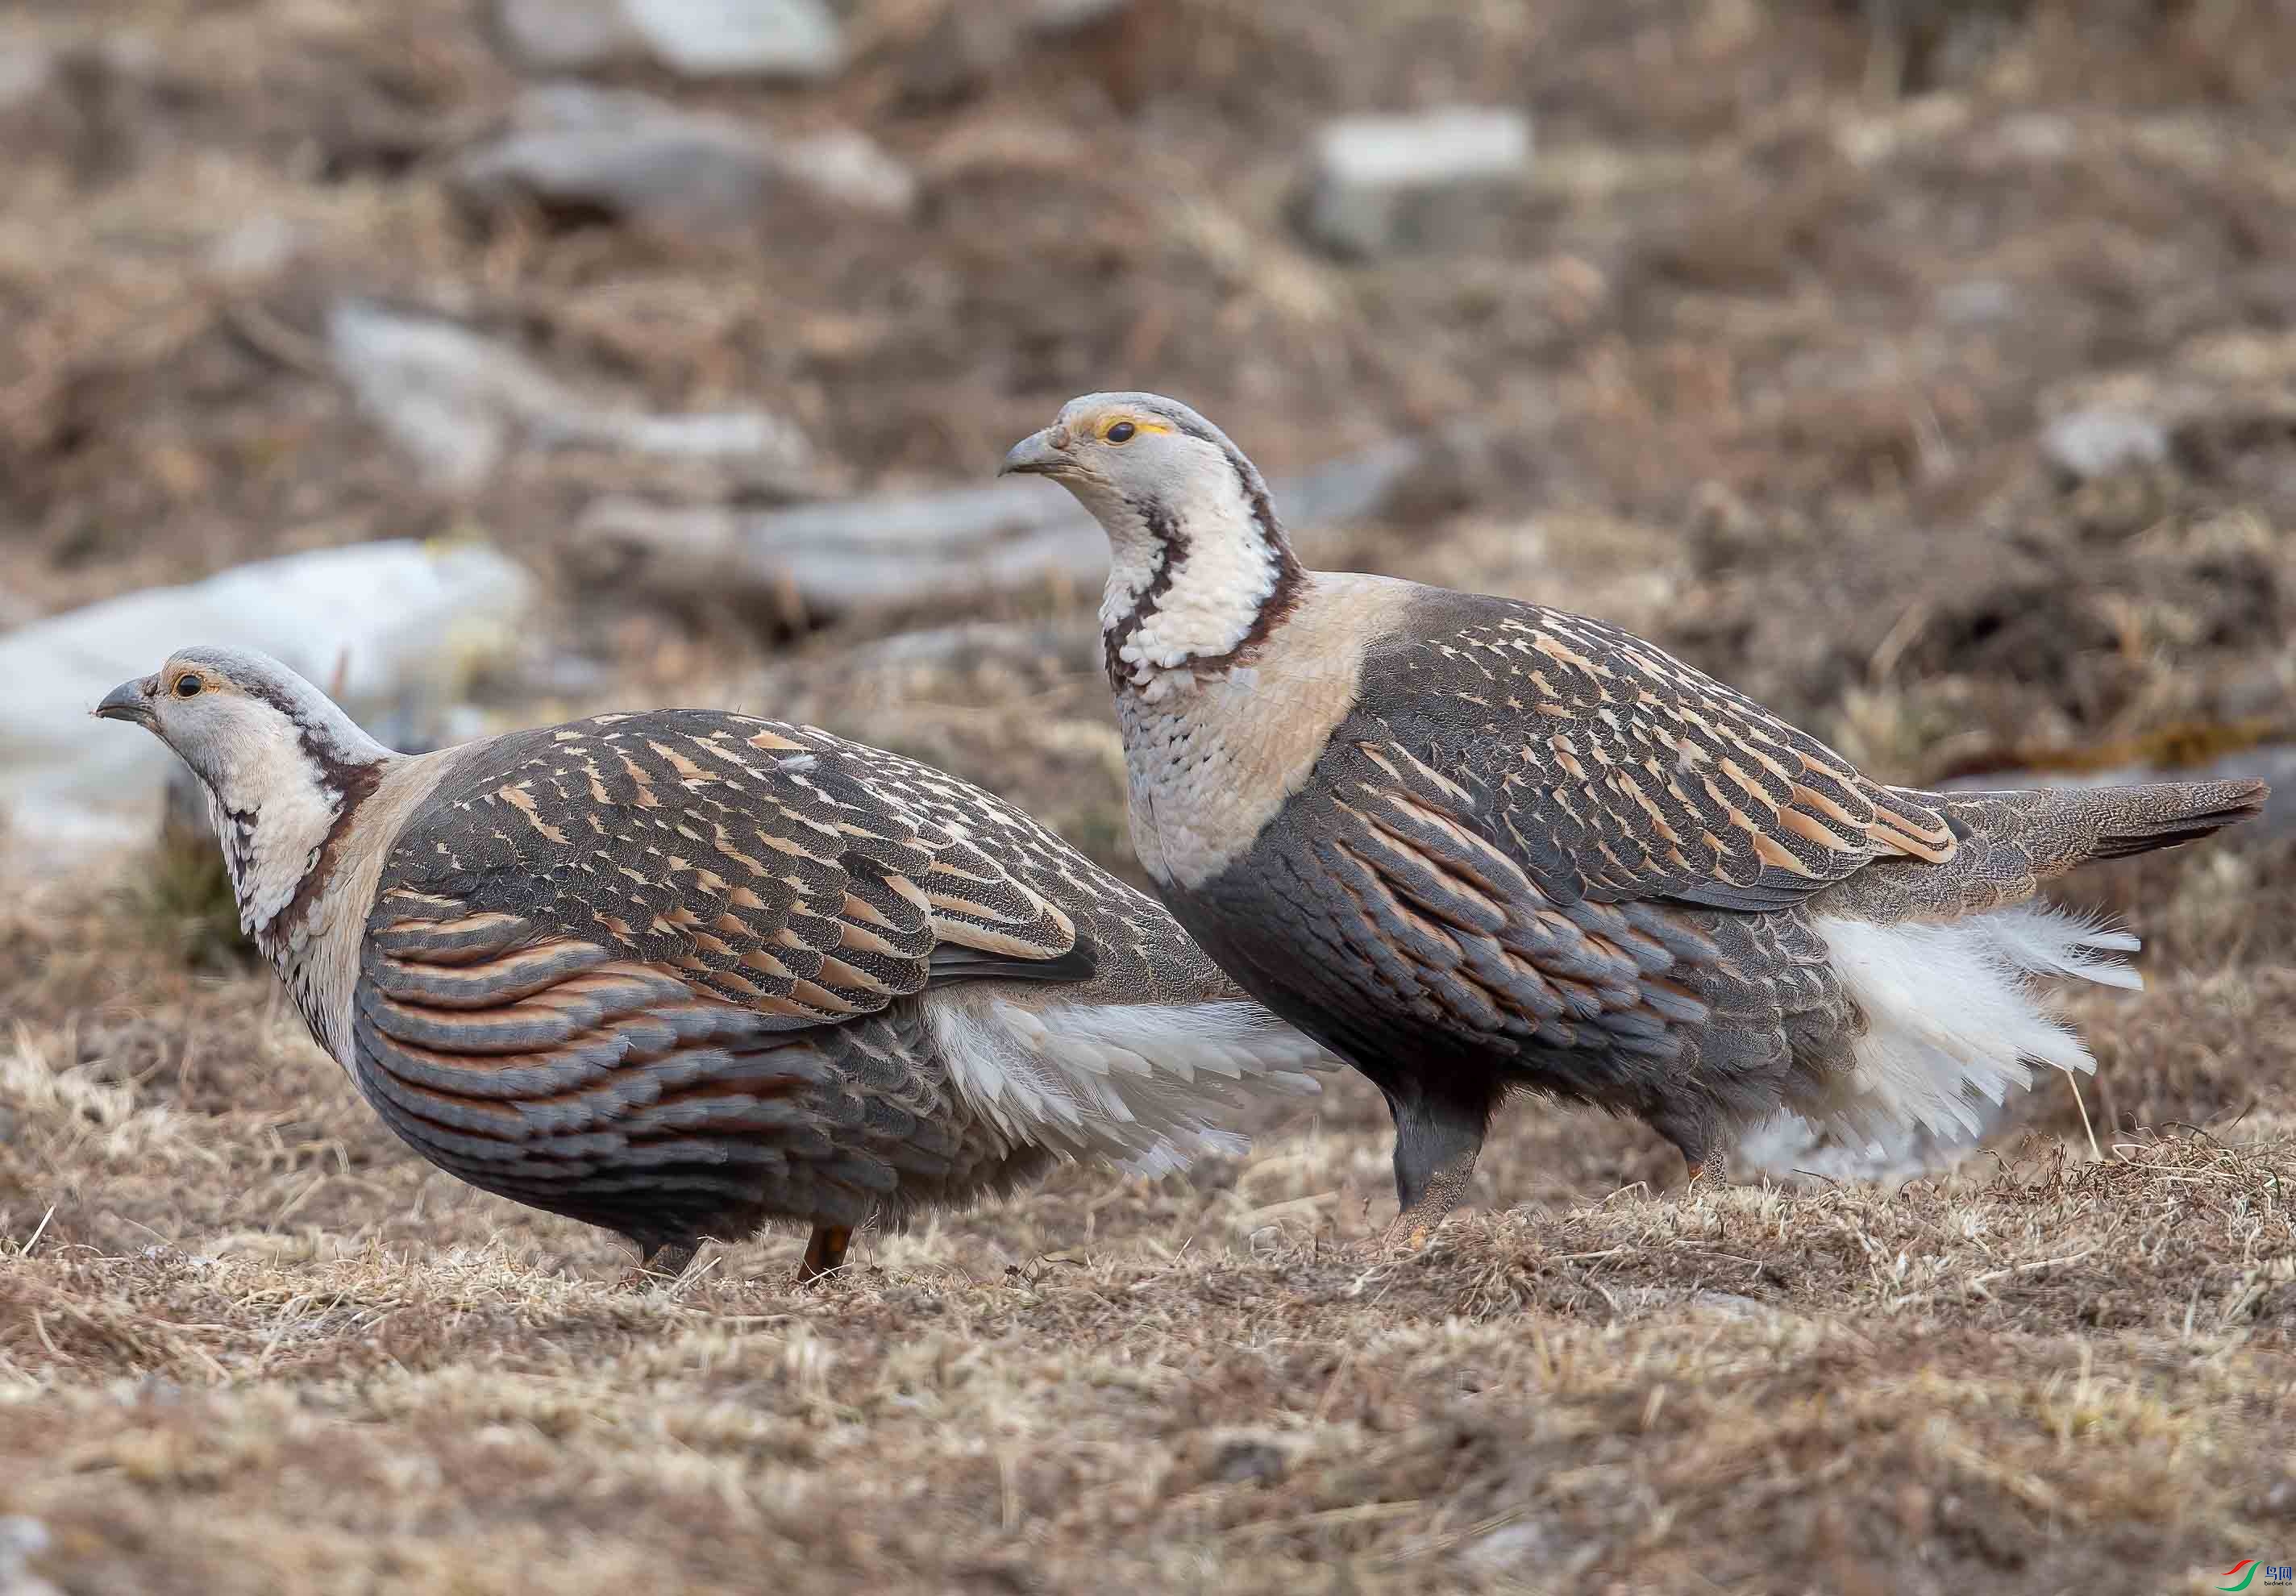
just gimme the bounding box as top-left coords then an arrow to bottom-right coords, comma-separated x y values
5,0 -> 2295,1592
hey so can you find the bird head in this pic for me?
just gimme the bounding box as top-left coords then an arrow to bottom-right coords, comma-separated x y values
999,393 -> 1255,522
1002,393 -> 1300,684
95,646 -> 388,808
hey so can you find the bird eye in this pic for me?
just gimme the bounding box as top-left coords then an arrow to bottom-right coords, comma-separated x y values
1105,420 -> 1137,444
173,673 -> 204,699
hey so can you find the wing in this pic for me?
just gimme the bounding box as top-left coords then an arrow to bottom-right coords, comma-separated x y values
376,712 -> 1089,1016
1362,597 -> 1959,913
1298,745 -> 1718,1066
1288,743 -> 1855,1148
344,711 -> 1103,1242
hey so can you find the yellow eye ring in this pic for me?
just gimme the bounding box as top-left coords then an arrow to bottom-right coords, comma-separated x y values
1105,420 -> 1137,443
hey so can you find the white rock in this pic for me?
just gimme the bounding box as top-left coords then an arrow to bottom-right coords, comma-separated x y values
0,542 -> 533,855
493,0 -> 843,80
2041,407 -> 2169,482
327,297 -> 811,489
0,1516 -> 61,1596
781,128 -> 919,216
1304,107 -> 1532,258
626,0 -> 844,80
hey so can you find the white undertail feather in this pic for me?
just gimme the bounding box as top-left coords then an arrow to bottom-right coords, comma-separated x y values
1805,904 -> 2141,1142
926,993 -> 1329,1174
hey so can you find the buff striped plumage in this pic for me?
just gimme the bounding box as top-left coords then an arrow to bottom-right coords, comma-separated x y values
344,711 -> 1261,1264
98,646 -> 1330,1282
1008,389 -> 2268,1250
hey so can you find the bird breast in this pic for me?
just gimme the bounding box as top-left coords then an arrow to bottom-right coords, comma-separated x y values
1113,571 -> 1413,891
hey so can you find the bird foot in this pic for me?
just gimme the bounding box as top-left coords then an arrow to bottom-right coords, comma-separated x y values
1356,1207 -> 1452,1261
617,1241 -> 698,1291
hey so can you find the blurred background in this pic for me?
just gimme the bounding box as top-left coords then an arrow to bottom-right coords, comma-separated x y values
4,8 -> 2296,1588
6,0 -> 2294,876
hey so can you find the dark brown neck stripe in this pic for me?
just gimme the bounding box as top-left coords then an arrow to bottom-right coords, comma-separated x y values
260,759 -> 386,954
1190,551 -> 1305,675
1103,500 -> 1188,684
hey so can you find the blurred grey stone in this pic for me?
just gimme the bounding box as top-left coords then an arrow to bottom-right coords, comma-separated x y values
576,438 -> 1423,613
1993,111 -> 2075,163
1032,0 -> 1132,35
0,44 -> 56,111
493,0 -> 843,81
327,297 -> 812,490
1936,278 -> 2016,326
205,214 -> 305,282
0,1517 -> 57,1596
494,0 -> 647,72
455,85 -> 913,230
455,85 -> 776,232
2041,407 -> 2169,482
1208,1437 -> 1289,1485
1303,107 -> 1532,259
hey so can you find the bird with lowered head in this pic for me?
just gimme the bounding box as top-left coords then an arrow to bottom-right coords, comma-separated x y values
98,646 -> 1329,1283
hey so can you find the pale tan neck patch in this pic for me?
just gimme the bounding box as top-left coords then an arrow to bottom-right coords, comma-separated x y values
275,745 -> 470,1066
1115,571 -> 1421,890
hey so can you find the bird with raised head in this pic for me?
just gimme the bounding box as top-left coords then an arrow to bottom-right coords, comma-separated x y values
97,647 -> 1327,1284
1003,393 -> 2269,1251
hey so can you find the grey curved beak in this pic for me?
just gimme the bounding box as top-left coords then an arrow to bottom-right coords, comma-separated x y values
999,428 -> 1068,478
94,676 -> 156,728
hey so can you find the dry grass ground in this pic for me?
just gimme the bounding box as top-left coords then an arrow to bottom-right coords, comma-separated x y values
2,845 -> 2292,1594
6,0 -> 2296,1590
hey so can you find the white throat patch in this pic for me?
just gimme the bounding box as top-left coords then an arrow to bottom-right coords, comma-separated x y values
1100,462 -> 1285,701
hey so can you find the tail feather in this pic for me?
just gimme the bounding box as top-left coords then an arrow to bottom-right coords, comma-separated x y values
1936,777 -> 2269,875
2081,781 -> 2271,858
1821,777 -> 2267,924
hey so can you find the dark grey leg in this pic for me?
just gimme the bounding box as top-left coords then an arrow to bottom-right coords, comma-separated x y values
1649,1097 -> 1721,1191
1374,1093 -> 1487,1252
